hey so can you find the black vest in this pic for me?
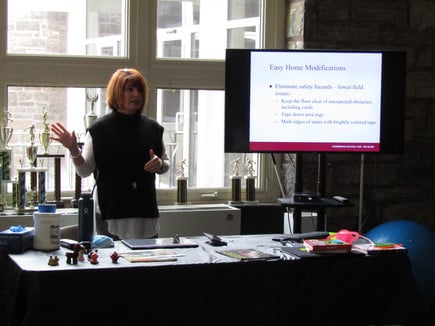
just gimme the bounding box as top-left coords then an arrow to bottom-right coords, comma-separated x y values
89,110 -> 164,220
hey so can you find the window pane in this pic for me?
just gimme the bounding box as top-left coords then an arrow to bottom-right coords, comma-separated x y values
7,0 -> 127,57
156,88 -> 259,190
156,0 -> 260,59
6,86 -> 106,202
228,0 -> 259,20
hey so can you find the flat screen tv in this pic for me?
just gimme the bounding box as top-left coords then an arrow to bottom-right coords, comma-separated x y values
224,49 -> 406,154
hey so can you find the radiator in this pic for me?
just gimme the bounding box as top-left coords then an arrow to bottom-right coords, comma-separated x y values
158,204 -> 241,237
0,209 -> 79,231
0,205 -> 241,238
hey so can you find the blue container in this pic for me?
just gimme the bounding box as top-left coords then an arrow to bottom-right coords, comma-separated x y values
37,204 -> 57,213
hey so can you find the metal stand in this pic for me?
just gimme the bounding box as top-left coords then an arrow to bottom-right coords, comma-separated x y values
0,149 -> 12,182
36,154 -> 65,207
176,177 -> 189,204
70,142 -> 84,208
286,153 -> 324,233
16,167 -> 47,211
229,176 -> 243,204
279,153 -> 352,233
293,153 -> 325,232
245,175 -> 258,204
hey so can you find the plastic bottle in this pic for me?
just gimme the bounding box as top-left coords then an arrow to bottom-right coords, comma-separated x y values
78,192 -> 94,242
33,204 -> 60,251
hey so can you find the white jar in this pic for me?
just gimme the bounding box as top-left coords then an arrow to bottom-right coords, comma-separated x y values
33,212 -> 61,251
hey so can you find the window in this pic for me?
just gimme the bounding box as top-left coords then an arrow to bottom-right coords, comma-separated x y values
156,88 -> 256,190
6,86 -> 105,197
7,0 -> 127,56
156,0 -> 260,59
0,0 -> 284,207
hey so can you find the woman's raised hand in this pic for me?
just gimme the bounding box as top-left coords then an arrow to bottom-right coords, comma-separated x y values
50,122 -> 78,152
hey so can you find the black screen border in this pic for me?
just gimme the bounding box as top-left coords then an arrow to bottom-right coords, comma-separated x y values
224,48 -> 406,154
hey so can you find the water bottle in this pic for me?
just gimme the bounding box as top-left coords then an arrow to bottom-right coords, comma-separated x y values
78,192 -> 94,242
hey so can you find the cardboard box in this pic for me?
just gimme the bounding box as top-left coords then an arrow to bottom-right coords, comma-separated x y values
0,227 -> 34,254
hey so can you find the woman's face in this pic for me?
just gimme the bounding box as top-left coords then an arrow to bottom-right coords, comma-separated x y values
119,80 -> 143,115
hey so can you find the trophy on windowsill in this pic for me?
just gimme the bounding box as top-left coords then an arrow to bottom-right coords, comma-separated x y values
39,106 -> 51,155
229,157 -> 243,204
85,92 -> 99,130
25,124 -> 38,168
176,159 -> 189,204
0,108 -> 13,150
244,158 -> 258,204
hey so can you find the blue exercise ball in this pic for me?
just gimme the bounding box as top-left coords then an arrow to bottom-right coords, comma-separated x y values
366,220 -> 435,306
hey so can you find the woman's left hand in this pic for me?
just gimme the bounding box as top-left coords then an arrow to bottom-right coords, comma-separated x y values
144,149 -> 162,173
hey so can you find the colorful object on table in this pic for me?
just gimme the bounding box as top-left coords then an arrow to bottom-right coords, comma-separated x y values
92,235 -> 114,248
89,250 -> 99,264
48,255 -> 59,266
65,243 -> 83,265
373,242 -> 403,249
77,247 -> 85,262
9,225 -> 25,232
110,251 -> 120,263
327,229 -> 360,243
303,238 -> 353,253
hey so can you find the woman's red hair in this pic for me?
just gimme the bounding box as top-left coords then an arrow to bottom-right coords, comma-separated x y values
106,68 -> 148,113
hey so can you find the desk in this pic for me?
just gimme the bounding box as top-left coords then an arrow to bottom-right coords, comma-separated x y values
0,235 -> 433,326
278,197 -> 353,233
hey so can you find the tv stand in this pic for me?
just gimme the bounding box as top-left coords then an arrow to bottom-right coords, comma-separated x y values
278,153 -> 353,233
278,197 -> 353,233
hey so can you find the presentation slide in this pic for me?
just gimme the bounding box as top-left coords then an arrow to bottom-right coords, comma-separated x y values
249,51 -> 382,151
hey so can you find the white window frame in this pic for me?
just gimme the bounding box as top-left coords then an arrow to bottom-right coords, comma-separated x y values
0,0 -> 286,205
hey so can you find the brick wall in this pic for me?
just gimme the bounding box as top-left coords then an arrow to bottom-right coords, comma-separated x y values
285,0 -> 435,233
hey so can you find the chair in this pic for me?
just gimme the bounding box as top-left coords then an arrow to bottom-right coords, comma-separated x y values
60,224 -> 78,241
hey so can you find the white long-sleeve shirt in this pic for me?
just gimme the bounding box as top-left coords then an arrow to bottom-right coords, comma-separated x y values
74,132 -> 170,239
